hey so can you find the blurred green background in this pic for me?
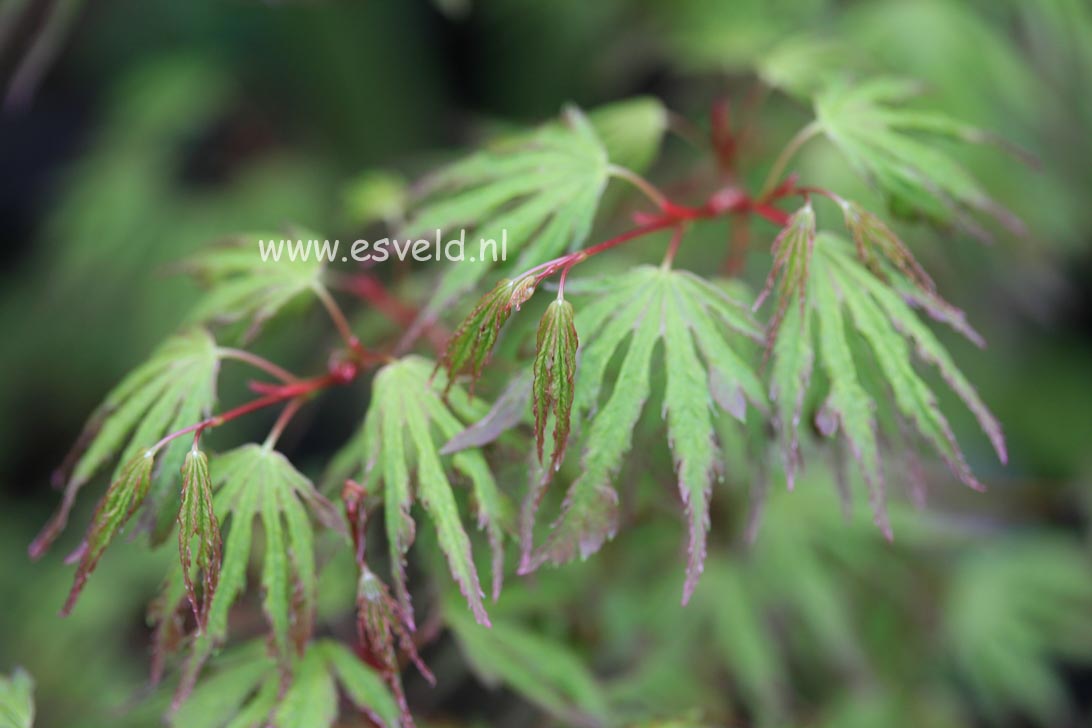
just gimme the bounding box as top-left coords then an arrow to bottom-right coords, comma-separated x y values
1,1 -> 1090,726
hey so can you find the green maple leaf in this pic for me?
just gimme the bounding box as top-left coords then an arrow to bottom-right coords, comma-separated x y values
436,276 -> 537,390
172,640 -> 400,728
333,356 -> 512,627
175,444 -> 344,697
177,447 -> 222,629
31,328 -> 220,609
814,77 -> 1024,239
766,231 -> 1006,528
445,598 -> 609,727
406,106 -> 609,312
525,266 -> 765,603
532,299 -> 579,470
182,234 -> 328,340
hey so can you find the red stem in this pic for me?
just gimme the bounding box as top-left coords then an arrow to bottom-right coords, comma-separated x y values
148,366 -> 360,456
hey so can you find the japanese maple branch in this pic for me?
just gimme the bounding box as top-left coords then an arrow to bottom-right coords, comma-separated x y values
147,363 -> 362,457
524,177 -> 792,291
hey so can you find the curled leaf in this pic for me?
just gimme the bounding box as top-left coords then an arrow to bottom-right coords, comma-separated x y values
533,299 -> 579,470
62,452 -> 155,615
177,448 -> 222,630
438,277 -> 536,391
754,203 -> 816,350
31,328 -> 220,561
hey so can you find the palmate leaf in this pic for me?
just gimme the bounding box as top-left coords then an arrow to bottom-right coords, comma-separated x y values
767,232 -> 1006,527
30,328 -> 220,611
176,445 -> 343,696
182,234 -> 327,340
814,78 -> 1024,239
406,106 -> 609,312
335,356 -> 511,627
525,266 -> 765,602
444,598 -> 610,728
172,640 -> 400,728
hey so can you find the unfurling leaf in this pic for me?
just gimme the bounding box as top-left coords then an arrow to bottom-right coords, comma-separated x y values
836,198 -> 934,294
333,357 -> 512,627
437,276 -> 536,390
344,480 -> 433,728
177,447 -> 222,629
814,78 -> 1024,240
174,445 -> 343,702
754,202 -> 816,349
31,328 -> 220,561
62,452 -> 155,615
533,299 -> 578,469
524,266 -> 764,602
182,234 -> 327,340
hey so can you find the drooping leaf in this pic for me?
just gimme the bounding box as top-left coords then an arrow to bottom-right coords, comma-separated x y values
177,447 -> 222,629
445,599 -> 610,727
0,668 -> 35,728
343,480 -> 433,728
60,452 -> 155,615
334,356 -> 512,627
31,328 -> 220,561
814,78 -> 1024,239
437,276 -> 536,390
407,106 -> 609,312
811,258 -> 888,536
176,445 -> 343,698
766,232 -> 1005,510
532,299 -> 578,469
182,234 -> 328,339
525,266 -> 764,602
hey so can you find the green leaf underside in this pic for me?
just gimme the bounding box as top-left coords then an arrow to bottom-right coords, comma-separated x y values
770,234 -> 1005,513
178,448 -> 222,628
179,445 -> 342,695
815,78 -> 1022,239
525,266 -> 764,603
336,356 -> 511,627
172,640 -> 400,728
32,328 -> 220,562
408,107 -> 609,312
183,235 -> 326,339
533,299 -> 578,469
